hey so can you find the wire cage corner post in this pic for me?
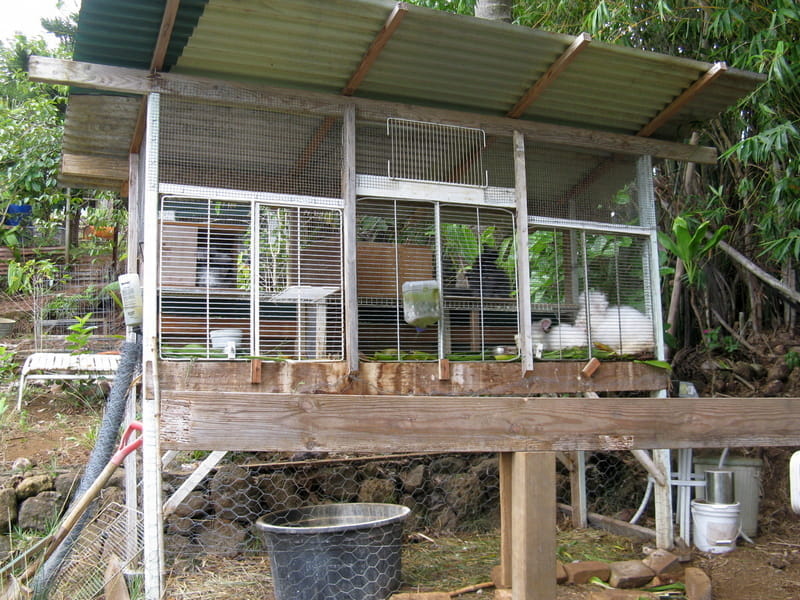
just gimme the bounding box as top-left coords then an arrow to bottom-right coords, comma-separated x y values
143,91 -> 166,600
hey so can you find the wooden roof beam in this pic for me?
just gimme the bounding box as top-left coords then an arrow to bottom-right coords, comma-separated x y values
507,32 -> 591,119
342,2 -> 409,96
29,56 -> 719,164
61,153 -> 129,182
637,61 -> 728,137
130,0 -> 182,153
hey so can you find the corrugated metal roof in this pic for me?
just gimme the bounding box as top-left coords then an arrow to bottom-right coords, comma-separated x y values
61,0 -> 765,189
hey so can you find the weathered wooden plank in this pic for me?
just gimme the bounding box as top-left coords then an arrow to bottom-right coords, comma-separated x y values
62,153 -> 129,181
511,452 -> 556,600
157,359 -> 668,395
498,452 -> 513,589
159,392 -> 800,452
28,56 -> 718,164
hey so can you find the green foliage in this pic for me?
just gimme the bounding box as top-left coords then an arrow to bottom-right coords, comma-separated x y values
702,327 -> 739,355
6,258 -> 59,294
658,216 -> 729,287
66,312 -> 97,354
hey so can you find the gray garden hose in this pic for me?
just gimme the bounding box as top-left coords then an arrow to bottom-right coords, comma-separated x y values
31,339 -> 142,598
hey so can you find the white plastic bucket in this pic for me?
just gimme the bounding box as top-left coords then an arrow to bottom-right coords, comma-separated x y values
691,500 -> 740,553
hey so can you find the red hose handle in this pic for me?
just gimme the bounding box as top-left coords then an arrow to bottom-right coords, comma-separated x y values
111,421 -> 143,465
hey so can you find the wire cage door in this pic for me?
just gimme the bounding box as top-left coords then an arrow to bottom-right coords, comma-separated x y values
356,198 -> 518,361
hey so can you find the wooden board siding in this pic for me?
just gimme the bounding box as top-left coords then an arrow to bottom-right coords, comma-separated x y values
160,391 -> 800,452
157,359 -> 668,395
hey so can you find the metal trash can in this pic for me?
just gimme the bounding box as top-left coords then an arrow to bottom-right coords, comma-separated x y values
255,503 -> 410,600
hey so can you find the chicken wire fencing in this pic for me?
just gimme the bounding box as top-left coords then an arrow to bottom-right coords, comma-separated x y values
1,260 -> 121,349
152,449 -> 653,599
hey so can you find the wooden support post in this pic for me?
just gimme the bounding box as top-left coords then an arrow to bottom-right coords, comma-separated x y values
569,451 -> 587,528
512,452 -> 556,600
653,448 -> 674,550
498,452 -> 513,589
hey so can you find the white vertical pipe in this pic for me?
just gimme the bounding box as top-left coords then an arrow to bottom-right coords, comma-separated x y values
342,104 -> 359,373
142,93 -> 165,600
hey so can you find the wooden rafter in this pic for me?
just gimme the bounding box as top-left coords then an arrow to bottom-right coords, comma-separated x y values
342,2 -> 409,96
130,0 -> 182,153
289,3 -> 409,178
507,32 -> 592,119
637,61 -> 728,137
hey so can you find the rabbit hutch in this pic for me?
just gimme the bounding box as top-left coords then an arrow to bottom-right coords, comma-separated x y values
29,0 -> 798,598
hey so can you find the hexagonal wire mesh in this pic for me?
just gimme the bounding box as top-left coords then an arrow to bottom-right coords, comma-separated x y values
157,449 -> 651,599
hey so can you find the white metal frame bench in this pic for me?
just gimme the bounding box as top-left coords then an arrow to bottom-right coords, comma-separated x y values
17,352 -> 121,410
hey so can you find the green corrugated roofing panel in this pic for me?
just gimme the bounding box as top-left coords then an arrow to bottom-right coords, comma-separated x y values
64,0 -> 765,189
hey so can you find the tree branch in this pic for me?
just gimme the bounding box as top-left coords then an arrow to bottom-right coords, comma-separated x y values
717,240 -> 800,307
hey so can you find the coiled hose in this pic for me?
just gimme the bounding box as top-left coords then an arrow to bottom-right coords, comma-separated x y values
32,339 -> 142,598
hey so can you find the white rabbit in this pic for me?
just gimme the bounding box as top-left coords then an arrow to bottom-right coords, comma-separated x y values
531,318 -> 588,351
575,290 -> 609,328
576,290 -> 655,354
591,304 -> 655,354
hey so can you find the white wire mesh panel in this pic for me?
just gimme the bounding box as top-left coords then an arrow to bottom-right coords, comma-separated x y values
357,199 -> 438,360
48,502 -> 143,600
356,199 -> 517,361
387,118 -> 487,187
158,197 -> 343,361
440,204 -> 518,359
159,96 -> 342,198
159,197 -> 252,359
526,144 -> 641,226
528,228 -> 656,359
257,205 -> 343,360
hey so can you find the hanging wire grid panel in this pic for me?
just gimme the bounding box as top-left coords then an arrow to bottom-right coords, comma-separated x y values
387,118 -> 487,187
47,502 -> 143,600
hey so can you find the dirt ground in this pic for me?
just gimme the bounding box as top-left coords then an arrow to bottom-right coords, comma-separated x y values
2,330 -> 800,599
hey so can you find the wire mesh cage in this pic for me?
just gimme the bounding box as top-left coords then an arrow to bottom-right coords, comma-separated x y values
527,227 -> 656,359
159,97 -> 342,198
356,198 -> 518,360
158,197 -> 343,360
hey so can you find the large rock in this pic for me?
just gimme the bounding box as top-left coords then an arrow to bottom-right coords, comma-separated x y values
15,474 -> 54,500
684,566 -> 712,600
172,491 -> 210,519
257,471 -> 302,513
313,465 -> 361,501
0,488 -> 18,532
358,478 -> 396,503
196,518 -> 247,557
642,549 -> 682,577
400,464 -> 426,493
564,560 -> 611,584
209,465 -> 261,522
608,559 -> 655,589
54,471 -> 82,503
435,471 -> 482,520
18,491 -> 63,532
0,534 -> 11,562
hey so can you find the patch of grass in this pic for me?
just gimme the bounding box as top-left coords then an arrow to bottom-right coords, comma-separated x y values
556,527 -> 640,563
402,533 -> 500,592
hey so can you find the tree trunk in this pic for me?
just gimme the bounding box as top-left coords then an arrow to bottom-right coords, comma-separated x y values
475,0 -> 512,22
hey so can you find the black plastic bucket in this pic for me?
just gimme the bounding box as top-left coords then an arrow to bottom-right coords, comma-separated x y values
255,503 -> 410,600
